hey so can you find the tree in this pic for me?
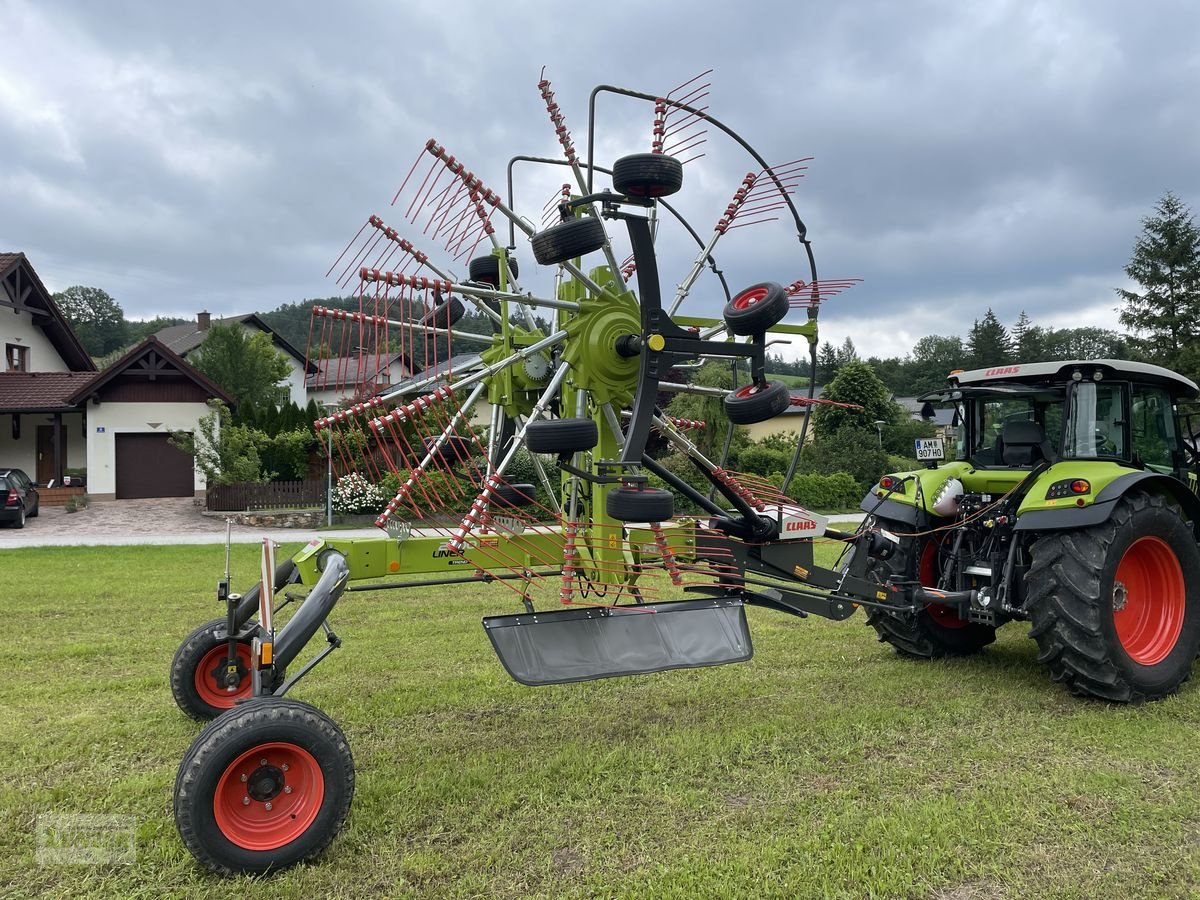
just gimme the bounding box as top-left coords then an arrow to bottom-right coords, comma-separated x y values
52,285 -> 129,357
662,361 -> 749,457
1118,192 -> 1200,372
190,323 -> 291,409
905,334 -> 965,395
169,401 -> 271,485
817,341 -> 840,383
965,308 -> 1012,369
837,336 -> 858,366
811,361 -> 903,437
1039,326 -> 1128,361
1011,311 -> 1043,362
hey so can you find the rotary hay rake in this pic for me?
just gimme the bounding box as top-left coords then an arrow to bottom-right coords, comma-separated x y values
170,72 -> 912,876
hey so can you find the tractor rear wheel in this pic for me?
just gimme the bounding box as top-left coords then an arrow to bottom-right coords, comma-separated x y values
1026,492 -> 1200,702
864,521 -> 996,658
174,698 -> 354,875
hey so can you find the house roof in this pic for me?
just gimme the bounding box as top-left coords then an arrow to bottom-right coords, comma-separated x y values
67,336 -> 234,406
307,352 -> 415,390
0,253 -> 97,372
152,313 -> 318,374
0,371 -> 100,411
389,353 -> 484,394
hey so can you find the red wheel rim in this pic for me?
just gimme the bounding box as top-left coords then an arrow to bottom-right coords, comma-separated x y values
1113,536 -> 1185,665
732,286 -> 769,310
214,742 -> 325,851
194,642 -> 253,710
919,535 -> 967,629
734,384 -> 763,398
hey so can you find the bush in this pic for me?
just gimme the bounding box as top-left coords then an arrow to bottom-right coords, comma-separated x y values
332,473 -> 386,515
886,454 -> 922,473
258,429 -> 317,481
737,445 -> 791,478
786,472 -> 861,510
799,425 -> 891,491
881,418 -> 937,457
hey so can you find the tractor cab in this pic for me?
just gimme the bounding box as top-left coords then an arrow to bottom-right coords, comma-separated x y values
929,360 -> 1198,481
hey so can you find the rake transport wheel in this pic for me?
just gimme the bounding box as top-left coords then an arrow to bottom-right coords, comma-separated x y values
606,487 -> 675,523
612,152 -> 684,198
419,295 -> 465,329
175,698 -> 354,876
171,619 -> 256,721
865,523 -> 997,658
722,282 -> 790,336
530,216 -> 607,266
1026,493 -> 1200,702
723,380 -> 790,425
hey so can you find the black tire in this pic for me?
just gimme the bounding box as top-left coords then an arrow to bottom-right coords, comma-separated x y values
525,418 -> 598,454
612,152 -> 684,198
864,522 -> 997,658
420,296 -> 464,330
606,487 -> 674,523
171,619 -> 257,721
29,500 -> 39,518
492,483 -> 536,509
531,217 -> 606,266
174,698 -> 354,876
422,435 -> 476,467
723,380 -> 790,425
1026,492 -> 1200,702
12,505 -> 25,529
722,282 -> 790,336
468,254 -> 519,286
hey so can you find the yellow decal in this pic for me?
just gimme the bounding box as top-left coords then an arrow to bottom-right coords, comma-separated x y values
793,565 -> 809,581
876,591 -> 887,601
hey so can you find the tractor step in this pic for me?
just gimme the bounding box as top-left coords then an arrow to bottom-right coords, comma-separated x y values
482,597 -> 753,686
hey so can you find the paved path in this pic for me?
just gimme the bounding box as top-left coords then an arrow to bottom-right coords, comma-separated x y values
0,496 -> 865,549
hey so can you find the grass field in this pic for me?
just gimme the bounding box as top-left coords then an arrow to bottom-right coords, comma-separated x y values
4,543 -> 1200,899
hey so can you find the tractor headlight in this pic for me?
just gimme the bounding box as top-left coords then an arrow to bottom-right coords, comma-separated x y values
931,478 -> 964,517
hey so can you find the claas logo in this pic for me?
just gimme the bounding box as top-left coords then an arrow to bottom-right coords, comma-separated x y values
784,518 -> 816,532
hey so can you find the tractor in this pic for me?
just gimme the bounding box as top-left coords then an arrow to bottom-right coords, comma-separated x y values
861,359 -> 1200,703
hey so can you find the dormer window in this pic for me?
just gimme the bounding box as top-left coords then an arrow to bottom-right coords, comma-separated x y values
5,343 -> 27,372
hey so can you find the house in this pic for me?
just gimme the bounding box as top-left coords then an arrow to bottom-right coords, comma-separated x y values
0,253 -> 233,499
895,395 -> 957,439
152,312 -> 315,406
306,351 -> 416,409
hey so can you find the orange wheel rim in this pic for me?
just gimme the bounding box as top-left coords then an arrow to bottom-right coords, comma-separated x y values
213,742 -> 324,850
1114,536 -> 1185,665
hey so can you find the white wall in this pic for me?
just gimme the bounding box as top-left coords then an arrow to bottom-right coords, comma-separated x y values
283,357 -> 307,406
0,306 -> 71,372
84,401 -> 211,498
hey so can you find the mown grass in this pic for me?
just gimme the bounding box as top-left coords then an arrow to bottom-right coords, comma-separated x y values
3,543 -> 1200,898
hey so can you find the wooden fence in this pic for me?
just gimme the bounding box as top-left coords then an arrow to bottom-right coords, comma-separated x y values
206,480 -> 325,512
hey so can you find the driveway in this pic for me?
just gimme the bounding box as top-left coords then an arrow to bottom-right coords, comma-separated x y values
0,497 -> 380,548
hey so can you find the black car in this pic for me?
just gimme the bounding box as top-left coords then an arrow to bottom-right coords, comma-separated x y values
0,468 -> 39,528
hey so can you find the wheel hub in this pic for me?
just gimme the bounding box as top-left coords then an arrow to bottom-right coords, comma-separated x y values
247,764 -> 285,802
1112,579 -> 1128,612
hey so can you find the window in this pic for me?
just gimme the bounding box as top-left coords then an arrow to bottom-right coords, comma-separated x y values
968,395 -> 1064,466
5,344 -> 28,372
1130,385 -> 1178,471
1064,382 -> 1126,459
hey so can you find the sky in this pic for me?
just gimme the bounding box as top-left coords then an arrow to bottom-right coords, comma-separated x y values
2,0 -> 1198,363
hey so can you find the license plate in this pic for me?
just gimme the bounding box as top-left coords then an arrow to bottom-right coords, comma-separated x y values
915,438 -> 944,460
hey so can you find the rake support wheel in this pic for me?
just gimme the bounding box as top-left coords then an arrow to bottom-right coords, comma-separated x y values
468,254 -> 519,286
606,487 -> 675,523
723,380 -> 790,425
531,217 -> 607,266
1026,492 -> 1200,701
723,282 -> 790,336
525,418 -> 599,454
612,152 -> 684,198
174,698 -> 354,876
420,295 -> 464,330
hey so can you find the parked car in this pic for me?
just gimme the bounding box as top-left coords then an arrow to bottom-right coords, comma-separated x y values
0,468 -> 39,528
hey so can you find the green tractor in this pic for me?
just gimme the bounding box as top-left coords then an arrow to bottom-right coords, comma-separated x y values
862,359 -> 1200,702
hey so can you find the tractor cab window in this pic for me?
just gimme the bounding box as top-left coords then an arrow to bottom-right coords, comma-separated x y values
1130,385 -> 1178,471
1064,382 -> 1126,460
969,395 -> 1062,466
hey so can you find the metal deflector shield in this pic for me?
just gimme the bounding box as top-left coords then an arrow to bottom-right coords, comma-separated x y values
482,597 -> 753,686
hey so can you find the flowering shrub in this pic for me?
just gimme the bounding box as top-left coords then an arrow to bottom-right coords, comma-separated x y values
331,473 -> 386,515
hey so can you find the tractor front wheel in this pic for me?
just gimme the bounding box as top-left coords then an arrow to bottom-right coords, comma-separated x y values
1026,492 -> 1200,702
864,521 -> 997,658
174,698 -> 354,876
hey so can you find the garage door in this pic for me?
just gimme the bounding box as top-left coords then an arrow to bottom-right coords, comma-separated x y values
114,433 -> 195,499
